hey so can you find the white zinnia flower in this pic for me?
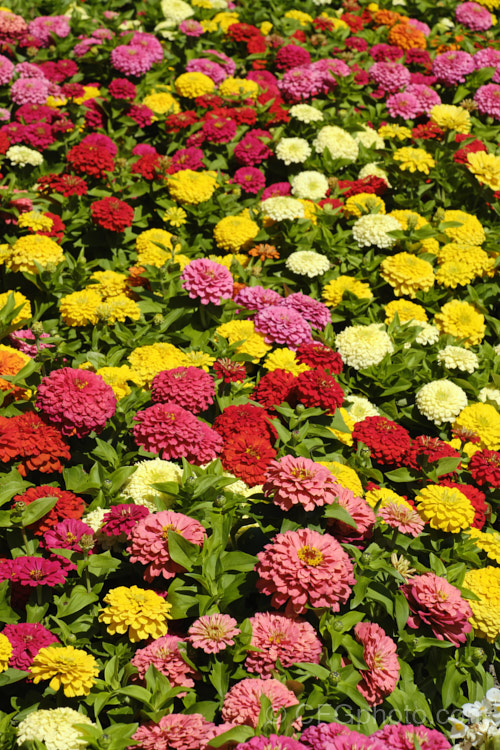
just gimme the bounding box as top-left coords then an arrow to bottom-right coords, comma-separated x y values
275,137 -> 312,165
437,345 -> 479,373
122,457 -> 182,510
352,214 -> 401,249
353,125 -> 385,150
160,0 -> 194,25
83,507 -> 107,532
479,387 -> 500,408
6,145 -> 43,168
345,395 -> 380,422
291,170 -> 329,201
261,196 -> 305,221
289,104 -> 324,123
336,323 -> 394,370
285,250 -> 330,277
416,379 -> 468,425
409,320 -> 440,345
313,125 -> 359,162
16,707 -> 96,750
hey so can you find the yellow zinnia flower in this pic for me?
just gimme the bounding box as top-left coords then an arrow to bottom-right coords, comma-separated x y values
415,485 -> 474,532
99,585 -> 172,642
393,147 -> 435,174
31,646 -> 99,697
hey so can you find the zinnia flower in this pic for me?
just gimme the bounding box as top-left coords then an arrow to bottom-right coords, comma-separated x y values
131,635 -> 195,690
133,713 -> 216,750
463,567 -> 500,642
99,585 -> 172,642
36,368 -> 116,438
354,621 -> 400,705
402,572 -> 472,646
16,708 -> 96,750
246,612 -> 322,677
415,484 -> 475,532
152,367 -> 215,413
222,678 -> 300,729
2,622 -> 58,671
188,613 -> 240,653
30,645 -> 99,697
263,455 -> 347,512
181,258 -> 233,305
255,528 -> 355,616
128,510 -> 206,581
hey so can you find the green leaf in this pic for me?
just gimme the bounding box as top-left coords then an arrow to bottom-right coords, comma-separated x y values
220,550 -> 257,572
383,468 -> 417,482
433,457 -> 461,476
56,586 -> 99,618
87,551 -> 120,577
167,530 -> 201,571
20,496 -> 57,527
324,503 -> 357,528
208,727 -> 254,748
0,669 -> 28,687
115,685 -> 152,704
442,661 -> 466,709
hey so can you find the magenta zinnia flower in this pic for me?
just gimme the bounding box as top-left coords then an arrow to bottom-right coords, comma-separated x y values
354,621 -> 400,706
222,678 -> 300,729
373,723 -> 451,749
236,736 -> 308,750
100,504 -> 150,537
36,368 -> 116,438
188,613 -> 240,653
131,635 -> 195,691
255,528 -> 356,616
128,510 -> 206,581
401,572 -> 472,646
2,622 -> 59,670
300,723 -> 353,750
280,293 -> 330,331
263,455 -> 347,512
1,556 -> 66,587
43,518 -> 94,551
254,305 -> 312,350
181,258 -> 233,306
132,713 -> 216,750
246,612 -> 322,677
152,367 -> 215,414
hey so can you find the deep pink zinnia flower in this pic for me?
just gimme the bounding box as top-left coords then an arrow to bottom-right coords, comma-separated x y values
255,528 -> 356,616
131,635 -> 195,691
36,368 -> 117,438
181,259 -> 233,306
281,293 -> 330,330
254,305 -> 312,350
100,504 -> 150,538
1,556 -> 66,587
222,678 -> 300,729
232,167 -> 266,194
188,613 -> 240,653
152,367 -> 215,414
401,572 -> 472,646
263,455 -> 347,512
128,510 -> 206,581
2,622 -> 59,670
237,736 -> 308,750
373,723 -> 451,749
234,286 -> 282,311
246,612 -> 322,677
327,733 -> 387,750
133,402 -> 203,460
43,518 -> 94,551
354,621 -> 400,706
300,723 -> 353,750
378,502 -> 424,537
132,713 -> 216,750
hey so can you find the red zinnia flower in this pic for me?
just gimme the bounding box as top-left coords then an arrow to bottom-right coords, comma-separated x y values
296,342 -> 343,372
36,173 -> 88,197
469,449 -> 500,488
67,142 -> 114,178
213,358 -> 247,383
252,369 -> 297,411
404,435 -> 461,475
352,416 -> 411,465
0,412 -> 71,476
221,433 -> 277,486
13,485 -> 85,535
0,556 -> 66,587
90,196 -> 134,232
295,367 -> 344,415
214,404 -> 277,443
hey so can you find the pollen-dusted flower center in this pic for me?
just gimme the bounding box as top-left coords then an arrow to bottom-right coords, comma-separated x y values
29,568 -> 43,580
161,523 -> 175,540
297,545 -> 323,567
290,468 -> 312,480
66,533 -> 77,544
74,378 -> 88,390
436,589 -> 449,601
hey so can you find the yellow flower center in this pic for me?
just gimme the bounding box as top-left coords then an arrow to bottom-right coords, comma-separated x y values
297,545 -> 323,566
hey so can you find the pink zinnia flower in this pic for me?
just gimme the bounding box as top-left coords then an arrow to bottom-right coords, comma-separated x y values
378,502 -> 424,537
261,182 -> 291,201
152,367 -> 215,414
133,402 -> 205,460
100,504 -> 150,538
276,45 -> 311,71
405,83 -> 441,114
373,723 -> 451,749
132,713 -> 216,750
387,92 -> 420,119
246,612 -> 322,677
401,572 -> 472,646
111,45 -> 153,77
255,528 -> 356,616
234,286 -> 282,311
43,518 -> 94,551
0,556 -> 66,587
263,455 -> 347,512
9,329 -> 52,357
369,62 -> 411,93
188,613 -> 240,653
179,19 -> 204,37
474,48 -> 500,70
186,58 -> 228,84
300,723 -> 353,750
131,635 -> 195,691
236,736 -> 308,750
128,510 -> 206,581
327,733 -> 387,750
232,167 -> 266,195
474,83 -> 500,120
278,66 -> 324,102
327,487 -> 376,546
0,54 -> 14,85
10,77 -> 50,105
2,622 -> 59,670
222,678 -> 300,729
354,622 -> 400,706
280,293 -> 330,330
456,2 -> 493,30
28,15 -> 70,45
432,51 -> 474,85
254,305 -> 312,350
188,421 -> 223,465
181,259 -> 233,306
36,368 -> 117,438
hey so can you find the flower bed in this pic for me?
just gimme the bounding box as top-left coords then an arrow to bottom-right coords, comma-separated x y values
0,0 -> 499,748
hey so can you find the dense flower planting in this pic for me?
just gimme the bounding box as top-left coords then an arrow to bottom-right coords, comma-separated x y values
0,0 -> 500,749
